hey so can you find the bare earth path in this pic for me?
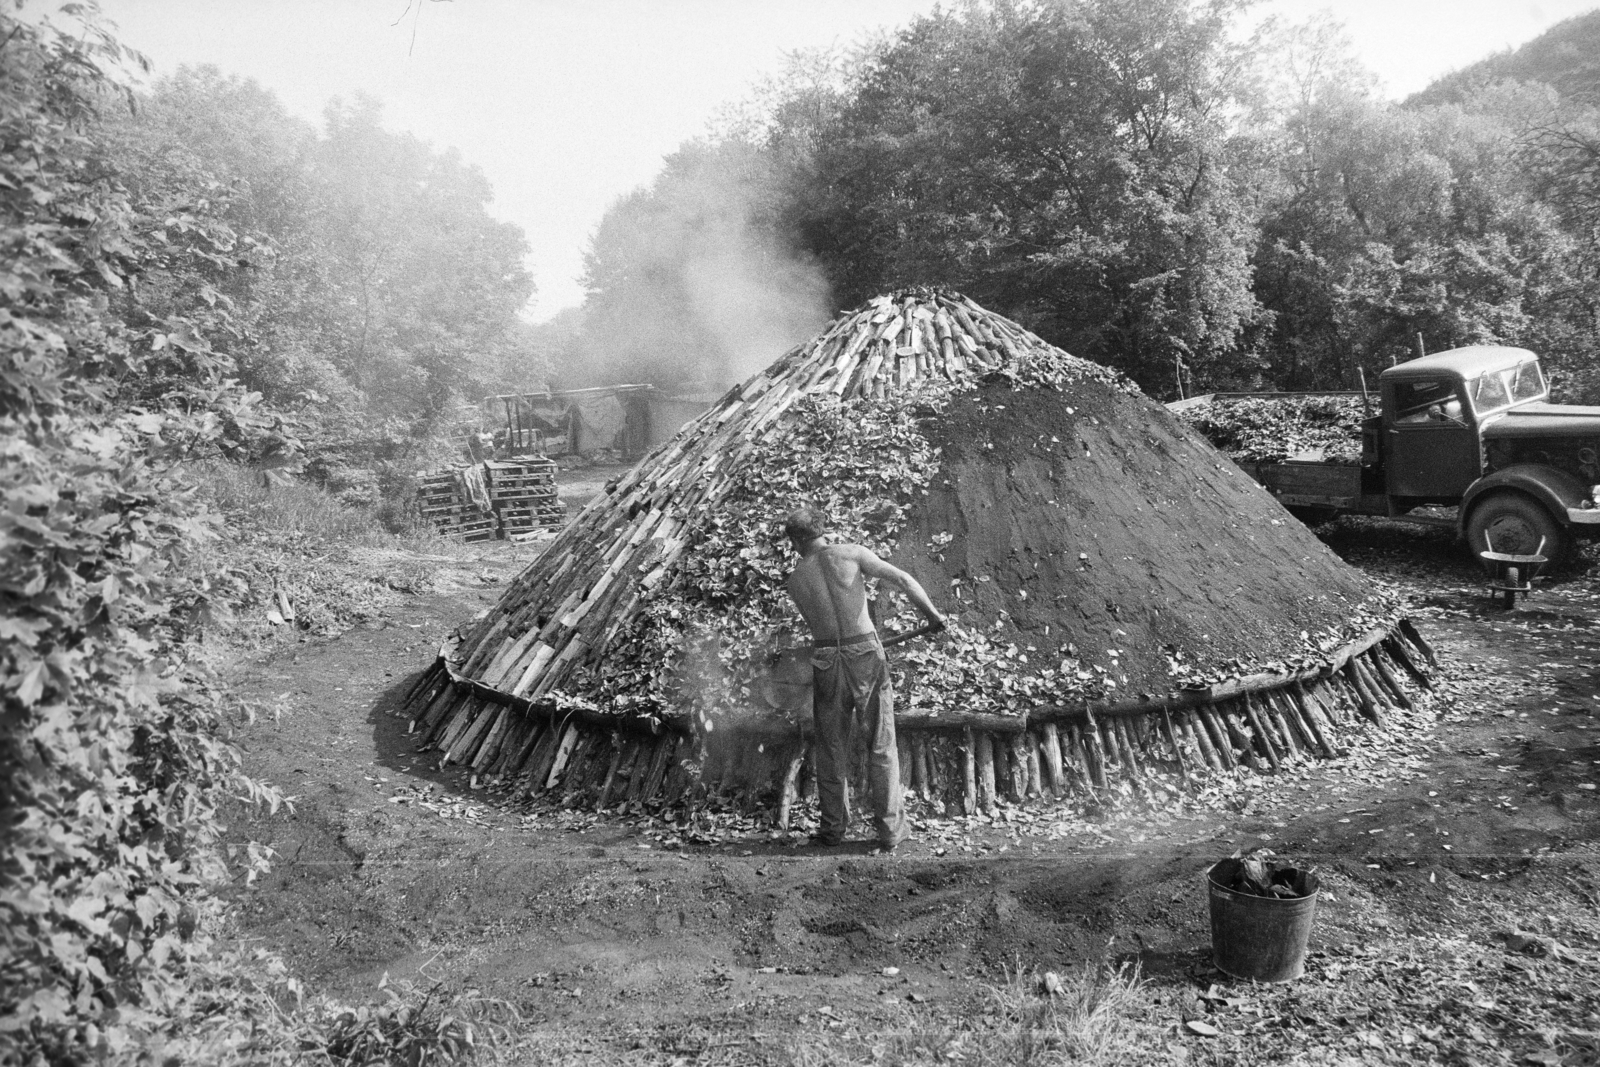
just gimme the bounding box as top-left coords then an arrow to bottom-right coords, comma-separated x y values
223,522 -> 1600,1065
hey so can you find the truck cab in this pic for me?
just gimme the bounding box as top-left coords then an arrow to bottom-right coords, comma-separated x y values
1378,346 -> 1600,559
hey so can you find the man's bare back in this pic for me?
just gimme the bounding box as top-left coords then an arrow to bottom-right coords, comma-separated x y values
786,541 -> 945,642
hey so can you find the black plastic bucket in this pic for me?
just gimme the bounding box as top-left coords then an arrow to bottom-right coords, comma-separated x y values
1207,858 -> 1319,982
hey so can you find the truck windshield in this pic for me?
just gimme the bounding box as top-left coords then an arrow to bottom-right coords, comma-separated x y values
1470,371 -> 1513,414
1509,361 -> 1546,402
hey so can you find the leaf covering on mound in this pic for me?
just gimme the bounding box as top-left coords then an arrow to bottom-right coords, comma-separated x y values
562,348 -> 1162,728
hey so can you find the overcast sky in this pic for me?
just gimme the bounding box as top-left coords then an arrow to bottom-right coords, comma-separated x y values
84,0 -> 1600,320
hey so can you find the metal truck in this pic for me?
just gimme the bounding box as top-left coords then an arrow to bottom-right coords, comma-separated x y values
1170,345 -> 1600,562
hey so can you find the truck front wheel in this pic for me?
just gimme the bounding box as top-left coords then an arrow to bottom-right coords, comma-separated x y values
1465,492 -> 1570,565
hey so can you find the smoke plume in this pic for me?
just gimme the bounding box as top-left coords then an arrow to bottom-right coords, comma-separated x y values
568,139 -> 832,395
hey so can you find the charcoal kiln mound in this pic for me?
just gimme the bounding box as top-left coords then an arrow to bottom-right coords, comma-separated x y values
399,288 -> 1439,823
894,383 -> 1377,700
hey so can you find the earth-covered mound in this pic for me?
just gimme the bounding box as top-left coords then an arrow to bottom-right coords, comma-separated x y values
889,381 -> 1382,713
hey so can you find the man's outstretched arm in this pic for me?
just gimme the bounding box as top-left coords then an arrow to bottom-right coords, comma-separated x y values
852,547 -> 946,630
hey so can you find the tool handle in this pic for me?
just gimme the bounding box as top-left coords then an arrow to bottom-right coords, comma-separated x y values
880,623 -> 940,649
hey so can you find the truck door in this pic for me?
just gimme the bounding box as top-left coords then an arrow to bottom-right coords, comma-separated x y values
1386,377 -> 1481,499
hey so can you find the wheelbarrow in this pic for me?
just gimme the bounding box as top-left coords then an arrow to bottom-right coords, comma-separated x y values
1480,532 -> 1548,609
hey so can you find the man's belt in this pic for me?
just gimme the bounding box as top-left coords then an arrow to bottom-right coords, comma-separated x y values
812,632 -> 878,648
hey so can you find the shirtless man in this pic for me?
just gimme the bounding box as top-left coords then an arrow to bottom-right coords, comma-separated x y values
782,505 -> 946,850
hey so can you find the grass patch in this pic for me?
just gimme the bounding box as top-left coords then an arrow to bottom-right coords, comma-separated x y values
185,458 -> 440,547
790,963 -> 1153,1067
178,459 -> 490,645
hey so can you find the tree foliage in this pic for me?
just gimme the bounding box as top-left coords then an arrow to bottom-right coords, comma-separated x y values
791,0 -> 1264,393
105,69 -> 540,419
0,9 -> 289,1061
573,0 -> 1600,401
1254,81 -> 1591,391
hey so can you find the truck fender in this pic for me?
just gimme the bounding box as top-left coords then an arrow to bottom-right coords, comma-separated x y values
1459,464 -> 1592,535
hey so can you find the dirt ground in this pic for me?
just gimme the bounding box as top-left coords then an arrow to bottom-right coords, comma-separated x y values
221,518 -> 1600,1066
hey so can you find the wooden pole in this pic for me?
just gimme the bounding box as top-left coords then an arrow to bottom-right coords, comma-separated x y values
1160,709 -> 1189,780
777,750 -> 805,830
961,728 -> 979,816
1241,694 -> 1282,769
1039,722 -> 1065,794
975,731 -> 998,814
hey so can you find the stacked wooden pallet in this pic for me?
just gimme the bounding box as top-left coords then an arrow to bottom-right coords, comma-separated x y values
418,459 -> 565,542
417,471 -> 497,543
487,459 -> 564,536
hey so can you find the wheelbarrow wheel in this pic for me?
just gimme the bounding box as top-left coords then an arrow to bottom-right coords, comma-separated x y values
1467,492 -> 1568,567
1502,566 -> 1519,609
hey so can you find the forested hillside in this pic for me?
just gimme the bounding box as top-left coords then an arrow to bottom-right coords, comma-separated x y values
1410,10 -> 1600,106
571,0 -> 1600,404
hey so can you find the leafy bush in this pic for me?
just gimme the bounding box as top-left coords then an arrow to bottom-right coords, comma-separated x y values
318,981 -> 520,1067
0,9 -> 288,1060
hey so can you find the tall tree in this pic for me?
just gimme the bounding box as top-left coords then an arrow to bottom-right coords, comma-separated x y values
1254,63 -> 1592,392
106,78 -> 538,417
779,0 -> 1265,394
312,96 -> 535,413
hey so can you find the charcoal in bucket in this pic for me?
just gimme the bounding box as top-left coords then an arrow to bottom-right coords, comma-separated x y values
1207,854 -> 1319,982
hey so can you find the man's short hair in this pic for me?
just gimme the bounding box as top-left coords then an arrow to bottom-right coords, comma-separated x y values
784,505 -> 829,544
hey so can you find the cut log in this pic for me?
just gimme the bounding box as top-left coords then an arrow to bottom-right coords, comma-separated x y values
557,731 -> 598,803
1079,721 -> 1109,790
523,719 -> 572,796
1039,722 -> 1065,794
1177,710 -> 1215,770
1241,694 -> 1282,770
1098,716 -> 1123,773
639,735 -> 677,803
1159,710 -> 1189,779
544,723 -> 582,790
1398,618 -> 1438,667
1112,718 -> 1143,780
1196,709 -> 1235,769
1287,684 -> 1335,759
1367,649 -> 1414,710
1340,662 -> 1386,727
975,731 -> 998,813
595,738 -> 633,809
629,737 -> 669,804
1024,735 -> 1043,798
961,728 -> 979,816
1007,732 -> 1030,801
1350,655 -> 1393,713
1263,691 -> 1307,759
1382,635 -> 1434,691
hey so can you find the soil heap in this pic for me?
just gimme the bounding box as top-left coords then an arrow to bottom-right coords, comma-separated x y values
401,289 -> 1436,818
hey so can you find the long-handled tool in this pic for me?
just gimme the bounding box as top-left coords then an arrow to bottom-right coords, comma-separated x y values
879,622 -> 941,649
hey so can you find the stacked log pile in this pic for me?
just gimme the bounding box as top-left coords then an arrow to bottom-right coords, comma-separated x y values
397,287 -> 1438,824
418,458 -> 564,542
397,619 -> 1436,823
